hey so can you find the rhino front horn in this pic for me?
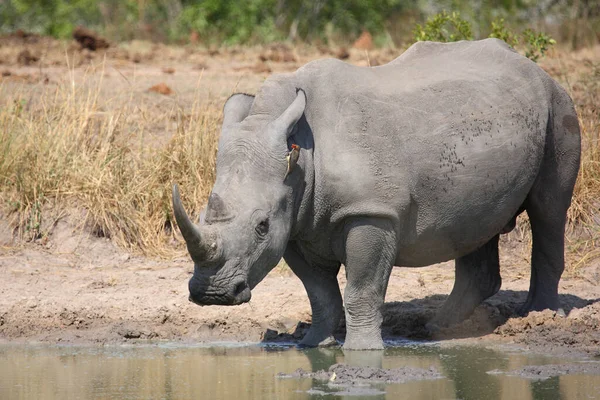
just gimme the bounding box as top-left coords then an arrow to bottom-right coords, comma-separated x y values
172,184 -> 215,262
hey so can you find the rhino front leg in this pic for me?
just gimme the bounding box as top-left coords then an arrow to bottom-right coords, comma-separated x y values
283,242 -> 343,347
342,218 -> 396,350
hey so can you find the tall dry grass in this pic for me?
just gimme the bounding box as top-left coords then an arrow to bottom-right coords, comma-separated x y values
0,69 -> 221,257
561,54 -> 600,270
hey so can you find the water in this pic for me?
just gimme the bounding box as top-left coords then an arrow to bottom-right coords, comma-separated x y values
1,342 -> 599,399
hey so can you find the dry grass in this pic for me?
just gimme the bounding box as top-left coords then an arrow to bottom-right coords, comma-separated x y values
0,45 -> 599,267
0,66 -> 221,257
561,56 -> 600,226
553,48 -> 600,270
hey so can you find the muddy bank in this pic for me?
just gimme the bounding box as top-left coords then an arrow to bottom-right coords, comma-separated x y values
1,224 -> 599,358
279,363 -> 443,384
279,363 -> 442,396
494,307 -> 600,354
489,363 -> 600,380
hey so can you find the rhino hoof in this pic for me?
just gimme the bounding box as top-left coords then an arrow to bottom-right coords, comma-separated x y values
318,336 -> 339,347
297,335 -> 338,349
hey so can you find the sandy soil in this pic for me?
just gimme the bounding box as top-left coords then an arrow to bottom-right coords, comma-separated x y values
0,32 -> 599,357
1,221 -> 598,357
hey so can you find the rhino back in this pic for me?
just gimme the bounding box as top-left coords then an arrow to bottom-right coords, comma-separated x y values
295,39 -> 551,265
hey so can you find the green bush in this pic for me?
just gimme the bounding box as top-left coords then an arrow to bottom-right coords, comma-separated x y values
176,0 -> 409,44
413,11 -> 473,42
414,11 -> 556,62
488,18 -> 518,47
0,0 -> 102,38
522,29 -> 557,62
0,0 -> 410,45
177,0 -> 280,44
0,0 -> 565,52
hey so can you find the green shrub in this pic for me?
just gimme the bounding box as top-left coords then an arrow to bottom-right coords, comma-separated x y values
413,11 -> 473,42
489,18 -> 518,47
522,28 -> 557,62
0,0 -> 102,38
177,0 -> 281,45
414,11 -> 556,62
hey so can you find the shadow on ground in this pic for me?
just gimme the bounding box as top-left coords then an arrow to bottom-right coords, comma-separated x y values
262,290 -> 599,345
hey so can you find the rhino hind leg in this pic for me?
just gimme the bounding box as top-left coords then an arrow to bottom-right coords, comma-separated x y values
520,181 -> 572,314
519,90 -> 580,315
519,169 -> 574,314
519,205 -> 566,314
428,235 -> 501,330
283,243 -> 343,347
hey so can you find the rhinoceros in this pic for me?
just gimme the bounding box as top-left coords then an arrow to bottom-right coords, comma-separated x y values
172,39 -> 580,350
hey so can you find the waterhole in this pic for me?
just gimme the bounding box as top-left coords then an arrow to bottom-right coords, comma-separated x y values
1,341 -> 599,399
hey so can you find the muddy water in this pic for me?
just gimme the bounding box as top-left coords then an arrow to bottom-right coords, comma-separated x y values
1,342 -> 599,399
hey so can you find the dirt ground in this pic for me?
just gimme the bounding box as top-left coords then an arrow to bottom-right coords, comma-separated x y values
1,223 -> 599,356
0,32 -> 599,356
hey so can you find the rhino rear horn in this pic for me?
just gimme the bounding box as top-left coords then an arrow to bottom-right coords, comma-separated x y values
172,184 -> 213,261
272,89 -> 306,140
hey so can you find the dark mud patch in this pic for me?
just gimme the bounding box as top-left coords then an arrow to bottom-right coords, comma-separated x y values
494,303 -> 600,356
488,362 -> 600,380
261,292 -> 600,358
278,363 -> 443,388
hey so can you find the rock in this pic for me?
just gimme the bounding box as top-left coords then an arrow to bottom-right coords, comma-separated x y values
17,49 -> 38,65
148,83 -> 173,95
189,30 -> 199,44
73,26 -> 109,51
335,47 -> 350,60
259,44 -> 296,63
353,31 -> 374,50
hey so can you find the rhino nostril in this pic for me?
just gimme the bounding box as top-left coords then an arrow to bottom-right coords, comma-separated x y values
233,281 -> 248,297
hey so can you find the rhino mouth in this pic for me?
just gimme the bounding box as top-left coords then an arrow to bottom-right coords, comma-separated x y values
188,277 -> 252,306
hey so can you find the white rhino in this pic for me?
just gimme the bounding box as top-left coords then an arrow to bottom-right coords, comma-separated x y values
173,39 -> 580,350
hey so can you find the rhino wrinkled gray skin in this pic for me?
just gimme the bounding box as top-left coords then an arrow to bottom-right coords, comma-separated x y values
173,39 -> 580,350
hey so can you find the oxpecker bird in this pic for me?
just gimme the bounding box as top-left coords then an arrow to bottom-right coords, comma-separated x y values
285,144 -> 300,179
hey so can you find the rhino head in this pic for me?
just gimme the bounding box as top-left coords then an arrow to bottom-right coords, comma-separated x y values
173,89 -> 307,306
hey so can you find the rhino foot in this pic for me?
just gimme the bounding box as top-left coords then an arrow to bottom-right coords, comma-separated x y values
431,235 -> 502,329
343,334 -> 385,351
297,335 -> 338,349
517,294 -> 562,316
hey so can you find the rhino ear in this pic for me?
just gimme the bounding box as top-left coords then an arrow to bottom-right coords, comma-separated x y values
272,89 -> 306,140
223,93 -> 255,127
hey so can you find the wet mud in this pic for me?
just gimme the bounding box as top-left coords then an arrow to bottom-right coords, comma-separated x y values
489,362 -> 600,380
279,363 -> 443,395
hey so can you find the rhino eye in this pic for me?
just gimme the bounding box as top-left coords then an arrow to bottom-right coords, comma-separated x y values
255,218 -> 269,237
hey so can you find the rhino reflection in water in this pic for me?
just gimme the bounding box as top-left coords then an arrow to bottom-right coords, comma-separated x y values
172,39 -> 580,350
